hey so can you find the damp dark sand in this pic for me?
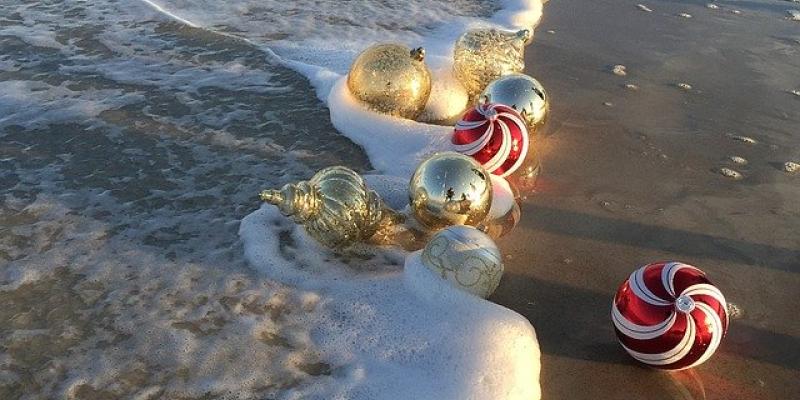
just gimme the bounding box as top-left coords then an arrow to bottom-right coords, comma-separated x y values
496,0 -> 799,398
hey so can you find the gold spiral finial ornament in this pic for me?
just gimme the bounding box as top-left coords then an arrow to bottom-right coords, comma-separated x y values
453,28 -> 531,98
259,166 -> 389,249
347,43 -> 432,120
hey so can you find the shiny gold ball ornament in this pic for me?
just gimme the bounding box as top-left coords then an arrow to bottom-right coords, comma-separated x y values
409,152 -> 493,230
481,73 -> 549,131
421,225 -> 504,298
347,44 -> 432,120
453,28 -> 532,98
259,166 -> 389,248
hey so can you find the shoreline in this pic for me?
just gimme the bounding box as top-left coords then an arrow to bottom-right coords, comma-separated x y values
497,0 -> 799,398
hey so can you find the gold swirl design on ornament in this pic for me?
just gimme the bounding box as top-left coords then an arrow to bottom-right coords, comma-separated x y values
422,235 -> 499,290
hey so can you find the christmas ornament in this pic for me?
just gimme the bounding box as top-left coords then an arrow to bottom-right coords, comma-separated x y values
421,225 -> 504,298
347,43 -> 432,120
481,73 -> 549,131
453,28 -> 531,98
477,175 -> 521,239
452,102 -> 530,177
612,261 -> 729,370
409,152 -> 492,230
259,166 -> 391,248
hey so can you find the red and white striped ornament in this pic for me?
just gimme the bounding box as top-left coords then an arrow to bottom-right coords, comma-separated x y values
612,261 -> 729,370
452,103 -> 529,177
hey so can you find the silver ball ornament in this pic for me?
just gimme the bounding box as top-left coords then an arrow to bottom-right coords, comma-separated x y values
481,73 -> 549,131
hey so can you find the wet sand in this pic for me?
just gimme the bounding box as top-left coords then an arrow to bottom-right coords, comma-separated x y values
494,0 -> 799,398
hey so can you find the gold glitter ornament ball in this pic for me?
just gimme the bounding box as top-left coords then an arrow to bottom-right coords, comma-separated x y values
347,44 -> 432,120
421,225 -> 504,298
409,152 -> 493,230
453,28 -> 531,98
481,73 -> 549,131
259,166 -> 388,249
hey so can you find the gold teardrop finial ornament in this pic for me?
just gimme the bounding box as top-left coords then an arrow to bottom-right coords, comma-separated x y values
347,43 -> 432,120
453,28 -> 531,98
259,166 -> 389,248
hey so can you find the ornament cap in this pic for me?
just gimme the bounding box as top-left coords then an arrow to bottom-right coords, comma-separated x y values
410,47 -> 426,62
675,295 -> 696,314
483,107 -> 499,122
516,29 -> 533,44
259,182 -> 319,222
259,189 -> 282,204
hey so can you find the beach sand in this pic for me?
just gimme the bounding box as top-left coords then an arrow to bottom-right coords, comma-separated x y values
1,0 -> 798,398
495,0 -> 799,398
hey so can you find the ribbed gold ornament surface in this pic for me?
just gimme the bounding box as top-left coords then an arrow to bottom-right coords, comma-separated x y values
259,166 -> 387,248
453,28 -> 531,98
347,44 -> 432,120
480,73 -> 549,131
409,152 -> 493,230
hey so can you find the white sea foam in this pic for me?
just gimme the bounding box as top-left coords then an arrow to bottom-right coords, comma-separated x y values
0,80 -> 144,128
327,78 -> 453,177
61,59 -> 284,95
239,205 -> 541,399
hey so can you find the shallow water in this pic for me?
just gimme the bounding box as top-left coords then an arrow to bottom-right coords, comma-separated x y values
0,3 -> 367,398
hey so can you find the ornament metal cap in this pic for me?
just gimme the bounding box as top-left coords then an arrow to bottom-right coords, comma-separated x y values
259,182 -> 319,223
410,47 -> 426,62
675,295 -> 696,314
516,29 -> 533,45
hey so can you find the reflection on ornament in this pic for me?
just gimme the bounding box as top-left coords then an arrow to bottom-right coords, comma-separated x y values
612,261 -> 729,370
507,158 -> 541,196
409,152 -> 492,230
259,166 -> 391,249
453,28 -> 531,98
347,43 -> 432,120
421,225 -> 504,298
481,73 -> 549,131
478,175 -> 521,239
452,102 -> 530,177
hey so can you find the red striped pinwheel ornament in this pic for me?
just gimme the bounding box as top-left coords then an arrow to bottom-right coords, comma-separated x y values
452,103 -> 529,177
612,261 -> 729,370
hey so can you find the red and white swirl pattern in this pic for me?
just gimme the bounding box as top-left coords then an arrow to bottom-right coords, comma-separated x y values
612,261 -> 729,370
452,103 -> 529,177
